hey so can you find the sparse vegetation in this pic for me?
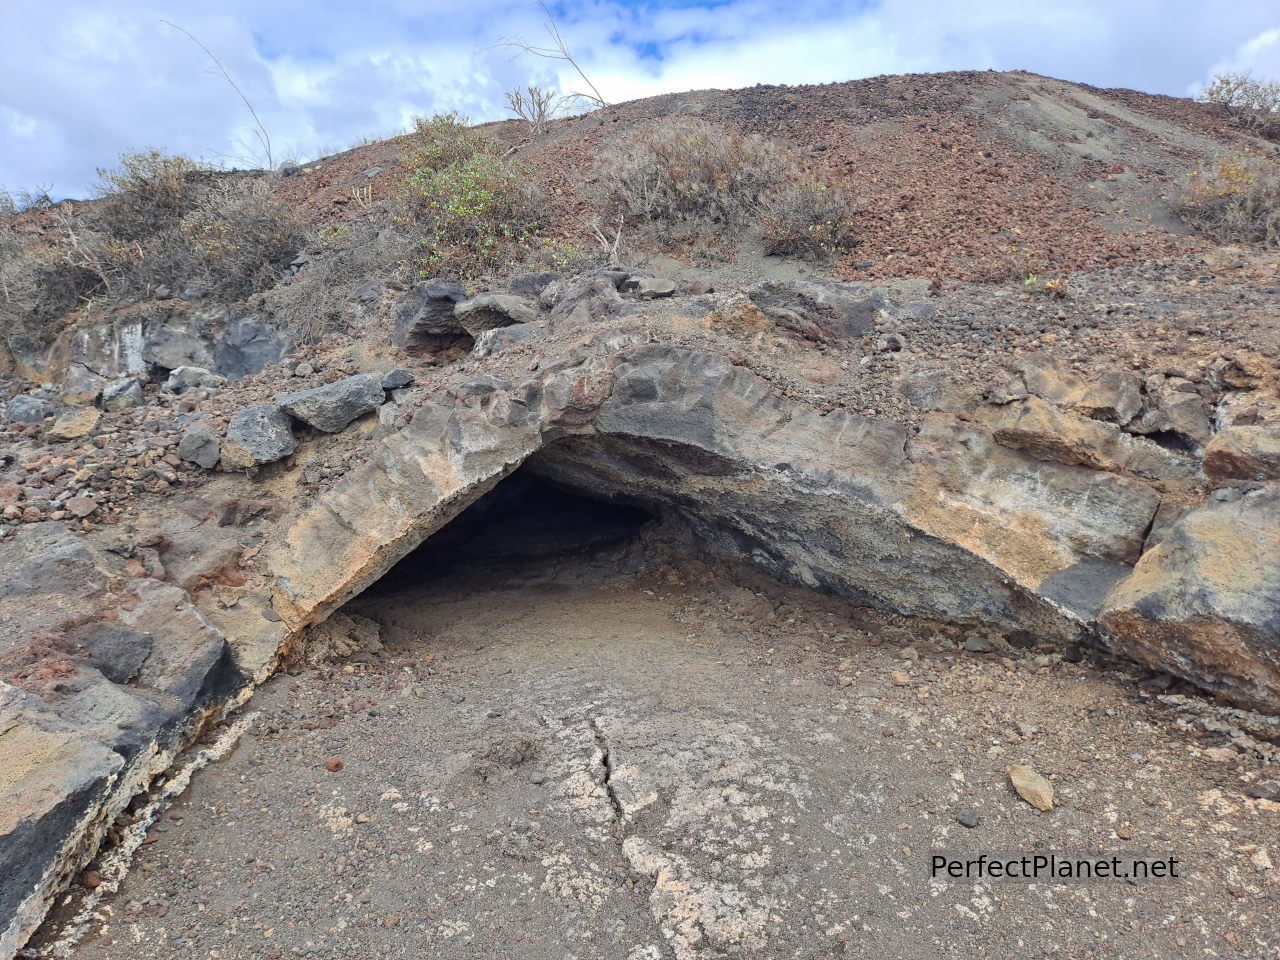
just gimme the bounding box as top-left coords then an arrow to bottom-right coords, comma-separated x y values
505,85 -> 571,134
497,2 -> 607,109
1180,153 -> 1280,247
403,113 -> 544,280
59,151 -> 304,302
591,117 -> 856,259
1197,72 -> 1280,139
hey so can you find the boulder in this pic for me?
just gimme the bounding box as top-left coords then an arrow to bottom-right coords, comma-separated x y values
1075,370 -> 1143,426
177,422 -> 222,469
219,405 -> 296,470
507,271 -> 560,299
61,364 -> 106,406
391,279 -> 468,348
539,272 -> 627,323
1203,425 -> 1280,484
143,323 -> 214,371
277,374 -> 385,433
1129,378 -> 1212,449
453,293 -> 538,336
745,280 -> 884,343
166,366 -> 226,394
1099,487 -> 1280,712
380,368 -> 416,391
45,407 -> 100,442
213,316 -> 287,380
101,377 -> 144,411
621,276 -> 678,299
5,396 -> 50,424
471,322 -> 546,358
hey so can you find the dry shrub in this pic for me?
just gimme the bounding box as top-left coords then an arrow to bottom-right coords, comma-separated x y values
759,179 -> 858,259
592,117 -> 855,259
1198,72 -> 1280,139
264,209 -> 420,343
61,151 -> 304,301
403,112 -> 543,281
1180,153 -> 1280,247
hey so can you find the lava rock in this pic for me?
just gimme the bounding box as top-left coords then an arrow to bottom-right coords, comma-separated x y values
1203,425 -> 1280,484
219,405 -> 297,470
166,366 -> 226,394
62,364 -> 107,406
453,293 -> 538,336
143,323 -> 215,371
471,322 -> 546,358
621,276 -> 677,299
101,377 -> 144,411
381,368 -> 416,390
5,396 -> 50,423
177,422 -> 222,470
46,407 -> 100,442
392,279 -> 468,348
1075,370 -> 1143,426
277,374 -> 385,433
213,316 -> 287,380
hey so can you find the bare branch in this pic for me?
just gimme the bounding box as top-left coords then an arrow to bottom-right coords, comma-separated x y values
161,19 -> 276,169
496,1 -> 607,108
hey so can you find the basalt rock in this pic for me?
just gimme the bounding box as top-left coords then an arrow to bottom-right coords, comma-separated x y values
219,405 -> 297,470
391,279 -> 468,349
453,293 -> 539,336
1203,425 -> 1280,484
277,374 -> 385,433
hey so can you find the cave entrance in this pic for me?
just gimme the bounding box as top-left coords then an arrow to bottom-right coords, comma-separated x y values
351,462 -> 662,602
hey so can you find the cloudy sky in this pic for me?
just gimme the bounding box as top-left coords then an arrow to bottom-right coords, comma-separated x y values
2,1 -> 1278,197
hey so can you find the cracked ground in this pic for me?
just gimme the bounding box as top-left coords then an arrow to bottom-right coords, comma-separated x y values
30,534 -> 1280,959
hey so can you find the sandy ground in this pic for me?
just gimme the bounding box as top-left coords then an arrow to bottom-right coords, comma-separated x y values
28,529 -> 1280,960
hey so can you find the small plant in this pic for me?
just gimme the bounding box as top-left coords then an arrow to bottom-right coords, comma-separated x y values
1180,153 -> 1280,247
496,1 -> 607,109
1043,277 -> 1068,298
402,113 -> 543,280
1197,72 -> 1280,138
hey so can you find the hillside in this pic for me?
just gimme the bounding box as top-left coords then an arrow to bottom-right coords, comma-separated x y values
2,70 -> 1280,959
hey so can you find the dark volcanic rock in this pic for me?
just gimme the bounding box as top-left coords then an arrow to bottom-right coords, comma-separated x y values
213,316 -> 288,380
453,293 -> 538,336
220,404 -> 297,469
177,422 -> 222,469
277,374 -> 385,433
746,280 -> 885,342
392,279 -> 468,348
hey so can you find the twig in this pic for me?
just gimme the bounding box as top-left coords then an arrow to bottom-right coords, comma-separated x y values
162,19 -> 275,170
495,2 -> 607,109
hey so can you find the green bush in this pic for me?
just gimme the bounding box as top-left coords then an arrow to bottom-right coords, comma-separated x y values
403,113 -> 543,280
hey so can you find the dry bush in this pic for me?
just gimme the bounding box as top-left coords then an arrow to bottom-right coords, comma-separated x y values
505,85 -> 570,133
759,179 -> 858,259
1198,72 -> 1280,138
91,149 -> 202,240
62,152 -> 303,302
264,209 -> 420,343
1180,153 -> 1280,247
592,117 -> 855,259
403,113 -> 544,281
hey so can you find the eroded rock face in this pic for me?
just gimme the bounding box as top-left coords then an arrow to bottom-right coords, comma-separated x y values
2,325 -> 1277,957
453,293 -> 538,336
1100,488 -> 1280,712
1204,426 -> 1280,484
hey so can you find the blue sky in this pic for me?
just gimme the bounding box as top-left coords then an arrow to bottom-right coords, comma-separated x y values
2,0 -> 1278,197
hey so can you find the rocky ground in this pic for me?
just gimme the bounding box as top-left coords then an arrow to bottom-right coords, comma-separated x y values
26,526 -> 1280,960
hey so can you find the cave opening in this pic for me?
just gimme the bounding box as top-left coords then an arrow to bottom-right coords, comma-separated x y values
356,461 -> 663,600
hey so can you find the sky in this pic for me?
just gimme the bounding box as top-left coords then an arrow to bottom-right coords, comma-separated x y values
2,0 -> 1279,198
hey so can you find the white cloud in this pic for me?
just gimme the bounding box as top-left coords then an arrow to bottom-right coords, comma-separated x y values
1,0 -> 1278,197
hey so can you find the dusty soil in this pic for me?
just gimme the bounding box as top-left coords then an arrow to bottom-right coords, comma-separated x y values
29,506 -> 1280,960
